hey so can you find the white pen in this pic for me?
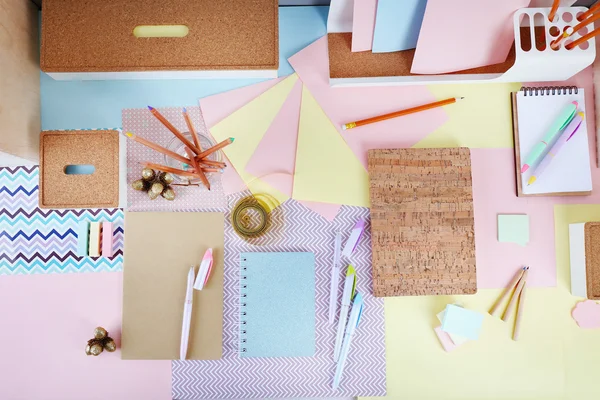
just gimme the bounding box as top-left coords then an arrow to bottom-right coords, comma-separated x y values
180,266 -> 195,360
328,231 -> 342,325
333,292 -> 364,390
334,266 -> 356,362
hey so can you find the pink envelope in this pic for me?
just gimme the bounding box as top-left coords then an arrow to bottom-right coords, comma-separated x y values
289,36 -> 448,168
411,0 -> 531,74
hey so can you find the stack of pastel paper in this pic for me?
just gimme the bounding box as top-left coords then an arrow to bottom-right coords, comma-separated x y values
434,304 -> 484,352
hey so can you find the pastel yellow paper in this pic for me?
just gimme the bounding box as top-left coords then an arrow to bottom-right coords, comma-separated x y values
210,74 -> 299,205
361,204 -> 600,400
414,82 -> 522,149
292,87 -> 370,207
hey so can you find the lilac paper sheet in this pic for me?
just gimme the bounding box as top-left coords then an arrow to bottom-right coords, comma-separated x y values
172,191 -> 386,399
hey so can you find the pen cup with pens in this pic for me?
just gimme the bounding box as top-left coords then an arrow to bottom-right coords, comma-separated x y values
164,132 -> 223,186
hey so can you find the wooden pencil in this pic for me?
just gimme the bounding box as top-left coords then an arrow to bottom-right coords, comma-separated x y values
141,162 -> 204,178
341,97 -> 463,130
565,26 -> 600,49
190,167 -> 223,173
551,12 -> 600,49
182,107 -> 202,152
123,131 -> 191,165
195,137 -> 235,160
577,1 -> 600,21
513,283 -> 527,341
502,267 -> 529,322
198,159 -> 226,168
548,0 -> 560,22
148,106 -> 201,154
185,147 -> 210,190
489,266 -> 526,317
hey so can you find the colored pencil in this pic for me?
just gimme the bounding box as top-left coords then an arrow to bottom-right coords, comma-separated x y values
198,159 -> 226,168
185,147 -> 210,190
502,267 -> 529,322
489,266 -> 526,317
141,162 -> 205,178
190,167 -> 223,173
195,137 -> 235,160
513,283 -> 527,341
341,97 -> 463,130
565,26 -> 600,49
123,131 -> 191,165
577,1 -> 600,21
148,106 -> 201,154
551,12 -> 600,49
182,107 -> 202,152
548,0 -> 560,22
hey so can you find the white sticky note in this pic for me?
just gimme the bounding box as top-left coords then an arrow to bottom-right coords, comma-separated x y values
89,222 -> 101,257
569,223 -> 587,298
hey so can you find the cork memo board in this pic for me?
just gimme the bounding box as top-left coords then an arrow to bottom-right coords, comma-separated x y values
584,222 -> 600,300
39,130 -> 119,209
40,0 -> 278,73
368,148 -> 477,297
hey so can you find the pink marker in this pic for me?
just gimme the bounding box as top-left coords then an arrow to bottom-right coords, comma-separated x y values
193,248 -> 214,290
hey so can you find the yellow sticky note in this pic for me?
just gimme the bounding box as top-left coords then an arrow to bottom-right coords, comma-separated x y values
414,82 -> 522,149
209,74 -> 299,205
292,87 -> 370,207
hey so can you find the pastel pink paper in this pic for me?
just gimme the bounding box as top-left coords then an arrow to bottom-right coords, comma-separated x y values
0,273 -> 171,400
289,37 -> 448,168
245,79 -> 303,197
102,222 -> 113,257
200,78 -> 284,196
411,0 -> 531,74
352,0 -> 378,52
471,148 -> 557,289
572,300 -> 600,329
434,326 -> 462,352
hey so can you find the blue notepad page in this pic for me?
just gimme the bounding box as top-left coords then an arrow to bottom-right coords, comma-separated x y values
240,252 -> 316,358
372,0 -> 428,53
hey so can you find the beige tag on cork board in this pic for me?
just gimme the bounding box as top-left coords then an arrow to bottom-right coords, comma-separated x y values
39,130 -> 119,209
368,148 -> 477,297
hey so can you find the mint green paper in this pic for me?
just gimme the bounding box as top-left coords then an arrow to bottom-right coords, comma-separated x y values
497,214 -> 530,247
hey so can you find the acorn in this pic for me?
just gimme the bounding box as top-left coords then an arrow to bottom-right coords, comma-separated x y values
89,343 -> 104,356
148,190 -> 160,200
159,172 -> 175,185
150,182 -> 164,195
94,327 -> 108,339
141,168 -> 156,181
161,187 -> 176,201
104,338 -> 117,352
131,179 -> 149,191
85,344 -> 92,355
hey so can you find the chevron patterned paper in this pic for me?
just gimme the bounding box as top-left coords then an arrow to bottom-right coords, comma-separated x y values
0,166 -> 124,275
172,191 -> 386,399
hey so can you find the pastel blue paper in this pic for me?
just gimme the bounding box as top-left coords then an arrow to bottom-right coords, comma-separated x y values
240,252 -> 316,358
441,304 -> 484,340
372,0 -> 428,53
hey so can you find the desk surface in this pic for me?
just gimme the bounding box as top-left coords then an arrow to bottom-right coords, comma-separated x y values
2,5 -> 600,400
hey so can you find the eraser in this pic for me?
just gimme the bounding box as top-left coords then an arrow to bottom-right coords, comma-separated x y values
102,222 -> 114,257
89,222 -> 101,257
342,219 -> 366,258
76,221 -> 89,256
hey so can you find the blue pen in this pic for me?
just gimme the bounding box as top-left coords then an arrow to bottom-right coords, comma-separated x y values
333,292 -> 364,390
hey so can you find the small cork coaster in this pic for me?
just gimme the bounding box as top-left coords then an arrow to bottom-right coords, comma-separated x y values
39,130 -> 119,209
584,222 -> 600,300
368,148 -> 477,297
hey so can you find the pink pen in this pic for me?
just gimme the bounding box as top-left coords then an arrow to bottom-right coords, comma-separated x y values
193,248 -> 214,290
528,111 -> 584,186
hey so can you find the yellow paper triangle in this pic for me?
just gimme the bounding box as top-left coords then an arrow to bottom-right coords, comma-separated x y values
292,87 -> 370,208
210,74 -> 299,205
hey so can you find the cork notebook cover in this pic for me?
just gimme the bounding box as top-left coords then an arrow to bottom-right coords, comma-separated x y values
584,222 -> 600,300
40,0 -> 278,72
121,212 -> 224,360
39,130 -> 119,209
368,148 -> 477,297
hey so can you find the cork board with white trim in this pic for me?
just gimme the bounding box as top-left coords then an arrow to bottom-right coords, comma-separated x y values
39,130 -> 119,209
584,222 -> 600,300
40,0 -> 278,73
368,148 -> 477,297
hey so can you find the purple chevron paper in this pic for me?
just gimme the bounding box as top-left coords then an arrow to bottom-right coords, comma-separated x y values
0,166 -> 124,275
172,191 -> 386,399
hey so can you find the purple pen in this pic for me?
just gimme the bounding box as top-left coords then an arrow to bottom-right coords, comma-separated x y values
342,219 -> 366,258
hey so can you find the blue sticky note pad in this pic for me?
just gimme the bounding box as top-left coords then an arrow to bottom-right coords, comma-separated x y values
240,252 -> 316,358
441,304 -> 484,341
372,0 -> 428,53
76,221 -> 89,256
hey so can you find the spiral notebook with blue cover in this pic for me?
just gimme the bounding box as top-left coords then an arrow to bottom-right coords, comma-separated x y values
240,252 -> 316,358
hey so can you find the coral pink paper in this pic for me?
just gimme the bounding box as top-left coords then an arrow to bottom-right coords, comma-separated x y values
352,0 -> 378,52
411,0 -> 531,74
0,273 -> 171,400
289,36 -> 448,167
572,300 -> 600,329
434,326 -> 463,352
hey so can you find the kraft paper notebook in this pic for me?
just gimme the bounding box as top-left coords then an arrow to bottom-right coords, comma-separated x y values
240,252 -> 316,358
512,87 -> 592,197
121,212 -> 224,360
368,148 -> 477,297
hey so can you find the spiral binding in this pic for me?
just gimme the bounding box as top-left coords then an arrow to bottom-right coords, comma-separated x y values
520,86 -> 578,96
240,256 -> 248,353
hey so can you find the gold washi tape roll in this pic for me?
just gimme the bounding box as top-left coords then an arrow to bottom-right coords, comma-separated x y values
231,194 -> 279,240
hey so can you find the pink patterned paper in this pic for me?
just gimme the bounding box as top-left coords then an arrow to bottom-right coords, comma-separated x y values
124,106 -> 227,211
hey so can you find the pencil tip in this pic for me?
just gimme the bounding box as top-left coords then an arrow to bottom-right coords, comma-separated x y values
124,131 -> 133,138
182,107 -> 187,113
147,106 -> 154,111
230,137 -> 235,142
